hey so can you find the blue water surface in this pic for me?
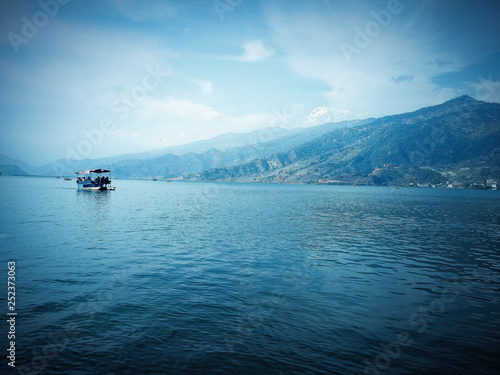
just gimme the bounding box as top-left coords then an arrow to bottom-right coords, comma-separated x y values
1,176 -> 499,374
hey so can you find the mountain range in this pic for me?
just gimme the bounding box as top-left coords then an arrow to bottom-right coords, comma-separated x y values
190,95 -> 500,186
1,96 -> 499,187
0,119 -> 368,178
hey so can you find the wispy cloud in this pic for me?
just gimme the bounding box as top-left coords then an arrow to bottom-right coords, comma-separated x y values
391,74 -> 414,84
426,58 -> 453,68
236,40 -> 275,62
262,0 -> 498,116
467,75 -> 500,103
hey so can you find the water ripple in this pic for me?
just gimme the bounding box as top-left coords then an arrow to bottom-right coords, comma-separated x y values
1,178 -> 499,374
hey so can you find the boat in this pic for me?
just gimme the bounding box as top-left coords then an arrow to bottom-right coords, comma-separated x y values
75,169 -> 116,191
64,177 -> 72,181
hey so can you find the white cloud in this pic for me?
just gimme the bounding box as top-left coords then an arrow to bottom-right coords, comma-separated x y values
137,97 -> 275,132
467,76 -> 500,103
237,40 -> 275,62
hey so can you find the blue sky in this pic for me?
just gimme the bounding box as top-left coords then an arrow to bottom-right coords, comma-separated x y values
1,0 -> 499,165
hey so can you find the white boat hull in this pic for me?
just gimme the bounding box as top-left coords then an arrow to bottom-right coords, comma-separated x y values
80,186 -> 116,191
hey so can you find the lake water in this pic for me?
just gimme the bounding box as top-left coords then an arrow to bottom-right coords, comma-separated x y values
1,176 -> 499,374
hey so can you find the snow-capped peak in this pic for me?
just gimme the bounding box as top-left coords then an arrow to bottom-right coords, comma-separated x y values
306,107 -> 367,126
306,107 -> 331,126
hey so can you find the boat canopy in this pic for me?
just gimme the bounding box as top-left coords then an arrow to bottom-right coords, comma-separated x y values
76,169 -> 111,174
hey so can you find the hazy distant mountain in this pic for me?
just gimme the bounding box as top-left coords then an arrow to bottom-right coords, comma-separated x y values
75,122 -> 366,167
93,127 -> 292,164
0,164 -> 28,176
0,154 -> 32,175
5,119 -> 370,178
189,96 -> 500,186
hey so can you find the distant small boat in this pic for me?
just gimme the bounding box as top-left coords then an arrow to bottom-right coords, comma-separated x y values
152,178 -> 158,181
166,179 -> 171,182
75,169 -> 115,191
57,176 -> 61,178
64,177 -> 72,181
